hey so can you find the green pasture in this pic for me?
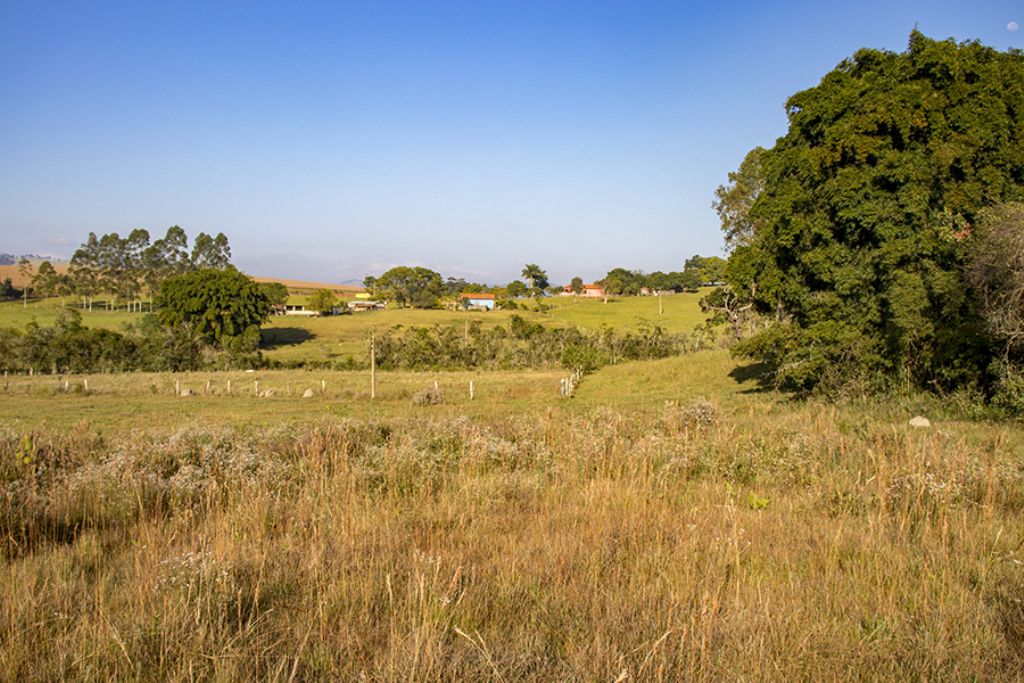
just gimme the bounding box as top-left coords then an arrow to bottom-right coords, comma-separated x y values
0,298 -> 138,331
539,290 -> 710,332
0,290 -> 713,364
264,291 -> 712,362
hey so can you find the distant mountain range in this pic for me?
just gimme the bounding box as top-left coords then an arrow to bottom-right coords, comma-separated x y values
0,253 -> 68,265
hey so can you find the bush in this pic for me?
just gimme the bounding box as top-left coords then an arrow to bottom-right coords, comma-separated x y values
411,386 -> 444,405
560,343 -> 608,374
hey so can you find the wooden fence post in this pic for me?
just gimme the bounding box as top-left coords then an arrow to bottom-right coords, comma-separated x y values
370,334 -> 377,400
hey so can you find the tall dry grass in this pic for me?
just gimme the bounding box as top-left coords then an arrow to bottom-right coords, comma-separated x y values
1,402 -> 1022,680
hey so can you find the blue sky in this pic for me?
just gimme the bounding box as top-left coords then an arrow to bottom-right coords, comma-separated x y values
1,1 -> 1021,284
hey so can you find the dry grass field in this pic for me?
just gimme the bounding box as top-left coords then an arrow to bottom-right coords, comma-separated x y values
1,350 -> 1023,680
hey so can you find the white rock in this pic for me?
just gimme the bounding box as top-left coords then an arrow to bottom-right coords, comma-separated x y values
302,388 -> 315,398
179,388 -> 193,397
909,416 -> 931,428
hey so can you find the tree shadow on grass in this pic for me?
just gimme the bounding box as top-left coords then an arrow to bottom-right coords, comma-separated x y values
260,327 -> 314,350
728,361 -> 776,394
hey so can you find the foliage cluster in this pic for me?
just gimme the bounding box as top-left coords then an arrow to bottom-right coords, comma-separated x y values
368,266 -> 446,308
598,255 -> 726,296
719,33 -> 1024,394
372,316 -> 693,372
156,268 -> 271,348
0,310 -> 205,374
59,227 -> 232,308
0,278 -> 22,301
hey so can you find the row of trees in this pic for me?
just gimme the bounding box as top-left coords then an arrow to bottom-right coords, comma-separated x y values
372,316 -> 695,372
0,309 -> 206,374
712,32 -> 1024,406
19,227 -> 233,310
598,256 -> 727,296
362,258 -> 724,309
2,267 -> 276,374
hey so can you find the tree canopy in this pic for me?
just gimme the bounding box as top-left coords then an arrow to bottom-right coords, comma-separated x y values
156,268 -> 271,347
308,289 -> 339,315
68,227 -> 232,306
521,264 -> 549,296
374,266 -> 444,308
721,32 -> 1024,391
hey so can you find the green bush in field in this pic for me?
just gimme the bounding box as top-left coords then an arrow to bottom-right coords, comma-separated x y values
560,343 -> 608,374
372,317 -> 687,371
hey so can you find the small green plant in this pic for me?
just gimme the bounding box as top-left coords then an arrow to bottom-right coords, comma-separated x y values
747,492 -> 770,510
15,434 -> 32,465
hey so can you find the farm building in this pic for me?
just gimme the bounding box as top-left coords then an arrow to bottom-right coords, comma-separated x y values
348,300 -> 385,311
562,283 -> 606,297
459,292 -> 495,310
282,304 -> 317,316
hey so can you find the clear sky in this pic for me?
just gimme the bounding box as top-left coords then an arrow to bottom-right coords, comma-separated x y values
1,1 -> 1021,285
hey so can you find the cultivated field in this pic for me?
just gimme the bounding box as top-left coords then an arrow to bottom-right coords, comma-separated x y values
1,302 -> 1023,680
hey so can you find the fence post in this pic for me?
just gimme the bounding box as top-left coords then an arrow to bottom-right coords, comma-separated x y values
227,379 -> 232,395
370,334 -> 377,400
469,380 -> 474,401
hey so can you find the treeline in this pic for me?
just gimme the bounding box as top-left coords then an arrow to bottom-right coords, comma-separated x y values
0,312 -> 710,375
1,267 -> 279,374
362,256 -> 726,310
0,310 -> 209,374
373,316 -> 705,372
21,227 -> 232,309
599,255 -> 727,295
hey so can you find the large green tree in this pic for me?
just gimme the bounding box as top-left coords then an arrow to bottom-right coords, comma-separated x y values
374,266 -> 444,308
724,32 -> 1024,391
156,268 -> 271,346
308,288 -> 338,315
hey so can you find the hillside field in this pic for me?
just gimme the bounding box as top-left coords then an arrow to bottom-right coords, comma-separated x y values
0,291 -> 712,363
1,297 -> 1023,680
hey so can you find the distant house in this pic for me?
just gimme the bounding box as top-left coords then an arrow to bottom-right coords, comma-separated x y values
283,304 -> 317,316
348,300 -> 385,312
561,283 -> 606,298
459,292 -> 495,310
